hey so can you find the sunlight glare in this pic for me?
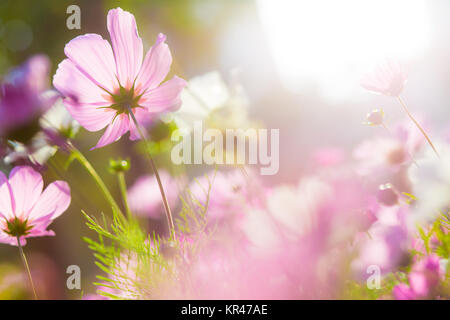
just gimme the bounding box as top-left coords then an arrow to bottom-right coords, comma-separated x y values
257,0 -> 430,100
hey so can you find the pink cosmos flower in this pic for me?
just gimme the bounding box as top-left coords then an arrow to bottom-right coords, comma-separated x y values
0,166 -> 71,246
360,59 -> 407,96
0,55 -> 55,142
53,8 -> 187,149
353,119 -> 425,193
127,171 -> 180,218
354,117 -> 424,174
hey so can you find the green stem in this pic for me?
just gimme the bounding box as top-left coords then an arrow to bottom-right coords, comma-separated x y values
127,107 -> 176,240
397,96 -> 440,158
17,237 -> 38,300
117,172 -> 132,219
68,142 -> 126,222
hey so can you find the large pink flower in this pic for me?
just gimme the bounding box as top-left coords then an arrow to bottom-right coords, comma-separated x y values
53,8 -> 187,149
0,166 -> 71,246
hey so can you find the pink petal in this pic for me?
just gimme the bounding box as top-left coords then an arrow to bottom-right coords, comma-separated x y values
64,99 -> 115,132
360,75 -> 384,94
129,108 -> 152,140
0,171 -> 14,220
0,232 -> 26,246
64,33 -> 118,93
139,76 -> 187,113
8,166 -> 43,219
107,8 -> 143,89
26,229 -> 55,238
23,212 -> 56,238
136,33 -> 172,91
53,59 -> 110,105
28,181 -> 71,221
92,114 -> 130,149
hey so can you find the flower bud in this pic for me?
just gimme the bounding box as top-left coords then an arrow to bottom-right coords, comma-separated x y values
376,183 -> 398,206
108,158 -> 131,174
365,109 -> 384,126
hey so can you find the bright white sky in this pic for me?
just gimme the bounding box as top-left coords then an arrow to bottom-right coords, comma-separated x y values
257,0 -> 430,101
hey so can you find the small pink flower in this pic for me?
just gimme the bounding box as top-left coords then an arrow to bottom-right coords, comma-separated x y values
0,166 -> 71,246
127,171 -> 179,218
360,59 -> 407,97
53,8 -> 187,149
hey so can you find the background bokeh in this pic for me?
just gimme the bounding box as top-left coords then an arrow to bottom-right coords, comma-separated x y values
0,0 -> 449,299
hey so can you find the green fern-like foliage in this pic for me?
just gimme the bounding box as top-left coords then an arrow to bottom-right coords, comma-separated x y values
81,171 -> 217,299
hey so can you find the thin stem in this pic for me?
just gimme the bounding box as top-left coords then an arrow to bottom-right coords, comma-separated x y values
68,142 -> 126,222
127,107 -> 176,239
397,96 -> 440,158
17,237 -> 38,300
117,172 -> 132,219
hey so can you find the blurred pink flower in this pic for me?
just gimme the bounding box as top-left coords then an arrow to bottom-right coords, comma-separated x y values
0,55 -> 55,142
188,170 -> 249,222
53,7 -> 186,149
353,119 -> 424,192
360,59 -> 407,96
393,254 -> 444,300
353,206 -> 410,277
0,166 -> 71,246
128,171 -> 179,218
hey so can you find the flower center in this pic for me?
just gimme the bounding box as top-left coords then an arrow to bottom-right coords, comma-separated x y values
109,85 -> 142,115
4,217 -> 32,237
387,147 -> 406,165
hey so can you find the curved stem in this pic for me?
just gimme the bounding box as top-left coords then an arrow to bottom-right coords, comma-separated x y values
127,108 -> 176,239
68,142 -> 126,222
117,172 -> 132,219
397,96 -> 439,158
17,237 -> 38,300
